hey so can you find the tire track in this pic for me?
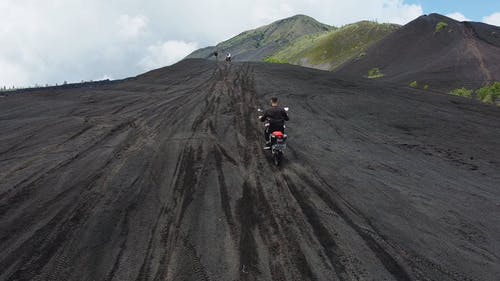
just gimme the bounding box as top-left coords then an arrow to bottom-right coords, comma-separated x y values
0,119 -> 135,218
2,59 -> 500,281
282,158 -> 413,280
227,63 -> 325,281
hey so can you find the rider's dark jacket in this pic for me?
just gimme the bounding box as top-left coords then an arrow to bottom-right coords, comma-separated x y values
260,106 -> 289,130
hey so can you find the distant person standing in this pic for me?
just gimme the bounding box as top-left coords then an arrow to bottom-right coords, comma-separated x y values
214,51 -> 219,61
225,53 -> 231,62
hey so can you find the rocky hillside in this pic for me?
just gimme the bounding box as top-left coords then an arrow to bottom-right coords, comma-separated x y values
186,15 -> 333,61
267,21 -> 400,70
336,13 -> 500,91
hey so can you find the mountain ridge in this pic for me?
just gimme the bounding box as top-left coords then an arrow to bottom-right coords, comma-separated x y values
187,13 -> 500,92
186,14 -> 333,61
335,13 -> 500,90
267,20 -> 400,70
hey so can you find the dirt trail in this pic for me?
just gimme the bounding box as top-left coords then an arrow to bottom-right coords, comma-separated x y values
463,25 -> 492,83
1,59 -> 500,281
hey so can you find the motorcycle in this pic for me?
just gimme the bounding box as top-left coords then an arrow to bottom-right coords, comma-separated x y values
258,107 -> 289,166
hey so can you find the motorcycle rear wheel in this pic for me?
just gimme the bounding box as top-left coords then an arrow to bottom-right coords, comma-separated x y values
273,151 -> 282,166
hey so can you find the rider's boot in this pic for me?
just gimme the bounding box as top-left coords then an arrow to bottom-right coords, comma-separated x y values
263,140 -> 272,150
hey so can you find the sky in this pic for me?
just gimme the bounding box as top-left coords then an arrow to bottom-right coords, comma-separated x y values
1,0 -> 499,88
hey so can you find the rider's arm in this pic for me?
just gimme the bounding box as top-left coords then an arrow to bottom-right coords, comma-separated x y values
260,110 -> 269,122
283,109 -> 289,121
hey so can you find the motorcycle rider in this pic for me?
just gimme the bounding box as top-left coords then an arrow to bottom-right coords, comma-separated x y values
259,97 -> 289,149
226,53 -> 231,62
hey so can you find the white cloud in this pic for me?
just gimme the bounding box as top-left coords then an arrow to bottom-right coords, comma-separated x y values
117,14 -> 148,40
0,58 -> 28,86
0,0 -> 424,87
483,12 -> 500,26
446,12 -> 470,22
139,40 -> 198,69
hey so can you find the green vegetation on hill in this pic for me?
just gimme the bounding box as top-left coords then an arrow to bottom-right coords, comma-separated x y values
367,67 -> 384,79
264,57 -> 288,64
186,15 -> 333,60
449,87 -> 473,98
407,81 -> 429,90
448,83 -> 500,106
435,21 -> 448,33
476,82 -> 500,104
265,21 -> 400,70
221,15 -> 332,48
